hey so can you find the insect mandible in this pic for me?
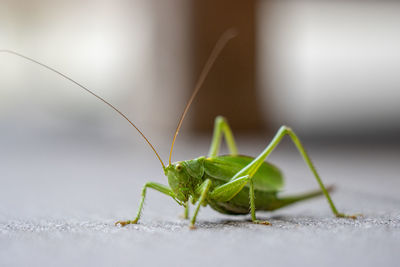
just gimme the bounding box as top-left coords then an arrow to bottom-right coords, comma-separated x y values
0,29 -> 359,229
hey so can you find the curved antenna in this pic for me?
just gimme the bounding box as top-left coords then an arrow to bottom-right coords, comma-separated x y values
0,49 -> 166,169
168,28 -> 237,165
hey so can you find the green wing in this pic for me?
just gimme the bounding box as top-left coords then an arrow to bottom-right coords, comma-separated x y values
204,155 -> 284,192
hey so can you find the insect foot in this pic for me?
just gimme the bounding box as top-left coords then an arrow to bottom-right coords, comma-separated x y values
189,223 -> 196,230
115,219 -> 138,227
336,213 -> 361,220
253,220 -> 272,226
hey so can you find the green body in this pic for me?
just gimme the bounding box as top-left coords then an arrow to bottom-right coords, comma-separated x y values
170,155 -> 284,215
116,116 -> 357,228
165,155 -> 328,218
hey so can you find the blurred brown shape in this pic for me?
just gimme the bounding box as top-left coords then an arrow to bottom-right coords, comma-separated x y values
190,0 -> 265,133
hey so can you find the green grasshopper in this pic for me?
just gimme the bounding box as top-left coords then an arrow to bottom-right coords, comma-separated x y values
1,30 -> 358,229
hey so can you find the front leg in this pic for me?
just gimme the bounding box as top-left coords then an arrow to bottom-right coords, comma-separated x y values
181,201 -> 189,219
190,179 -> 212,229
115,182 -> 177,226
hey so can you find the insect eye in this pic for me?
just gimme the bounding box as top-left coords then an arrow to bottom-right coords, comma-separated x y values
175,164 -> 183,172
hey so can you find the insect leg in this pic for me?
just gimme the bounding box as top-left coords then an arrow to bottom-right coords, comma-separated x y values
232,126 -> 358,219
190,179 -> 212,229
208,175 -> 269,225
115,182 -> 177,226
209,175 -> 249,202
249,178 -> 271,225
181,201 -> 189,219
208,116 -> 238,157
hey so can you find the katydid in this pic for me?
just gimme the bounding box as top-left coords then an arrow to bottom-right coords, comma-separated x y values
0,29 -> 358,229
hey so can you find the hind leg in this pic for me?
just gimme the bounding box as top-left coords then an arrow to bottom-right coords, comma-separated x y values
209,175 -> 270,225
232,126 -> 358,219
208,116 -> 238,157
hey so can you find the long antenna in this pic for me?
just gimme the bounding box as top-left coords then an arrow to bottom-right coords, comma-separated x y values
168,28 -> 237,165
0,49 -> 166,169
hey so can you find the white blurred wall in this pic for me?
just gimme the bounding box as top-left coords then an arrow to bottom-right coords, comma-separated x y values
1,0 -> 399,143
0,0 -> 190,147
258,1 -> 400,137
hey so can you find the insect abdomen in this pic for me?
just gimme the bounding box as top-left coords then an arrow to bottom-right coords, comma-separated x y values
207,184 -> 279,215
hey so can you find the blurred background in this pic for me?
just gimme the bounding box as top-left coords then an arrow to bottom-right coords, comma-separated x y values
1,0 -> 399,146
1,0 -> 400,214
1,2 -> 400,266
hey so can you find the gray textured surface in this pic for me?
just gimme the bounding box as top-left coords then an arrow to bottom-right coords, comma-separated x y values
1,136 -> 399,266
